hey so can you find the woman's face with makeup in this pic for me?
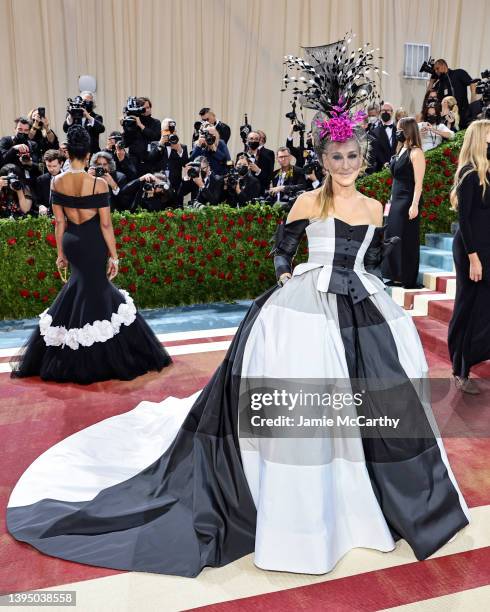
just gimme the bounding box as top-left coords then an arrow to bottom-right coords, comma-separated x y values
322,139 -> 362,186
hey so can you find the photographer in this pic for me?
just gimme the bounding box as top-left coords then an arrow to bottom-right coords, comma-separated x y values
416,89 -> 441,122
119,172 -> 178,212
103,131 -> 138,180
267,147 -> 307,210
193,107 -> 231,144
27,108 -> 59,161
35,149 -> 64,215
0,164 -> 33,218
88,151 -> 128,210
179,156 -> 223,207
190,125 -> 230,175
120,96 -> 161,175
222,155 -> 261,207
0,117 -> 41,191
63,91 -> 105,153
148,118 -> 189,197
418,103 -> 455,152
241,131 -> 274,196
427,59 -> 477,129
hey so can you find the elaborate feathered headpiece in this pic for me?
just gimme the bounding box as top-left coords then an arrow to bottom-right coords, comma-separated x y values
282,32 -> 387,149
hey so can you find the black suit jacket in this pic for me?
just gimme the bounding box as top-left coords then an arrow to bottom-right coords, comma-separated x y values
147,143 -> 189,189
243,146 -> 274,194
271,165 -> 307,200
215,121 -> 231,144
371,123 -> 398,172
63,113 -> 105,153
122,115 -> 162,170
35,172 -> 53,208
178,174 -> 223,206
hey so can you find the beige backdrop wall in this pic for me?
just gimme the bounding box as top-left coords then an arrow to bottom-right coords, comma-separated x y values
0,0 -> 489,157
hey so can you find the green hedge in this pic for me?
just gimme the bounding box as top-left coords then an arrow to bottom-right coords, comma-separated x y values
0,135 -> 464,320
0,205 -> 306,320
357,130 -> 464,235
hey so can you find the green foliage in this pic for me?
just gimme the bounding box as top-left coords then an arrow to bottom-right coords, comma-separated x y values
0,204 -> 309,319
0,135 -> 464,320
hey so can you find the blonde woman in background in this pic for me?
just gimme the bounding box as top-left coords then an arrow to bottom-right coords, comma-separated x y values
448,119 -> 490,393
441,96 -> 460,132
395,107 -> 408,123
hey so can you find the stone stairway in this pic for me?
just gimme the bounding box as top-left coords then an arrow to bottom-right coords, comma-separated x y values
387,232 -> 490,376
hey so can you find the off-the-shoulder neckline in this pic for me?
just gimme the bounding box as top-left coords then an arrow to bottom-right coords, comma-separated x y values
51,189 -> 108,198
285,216 -> 382,229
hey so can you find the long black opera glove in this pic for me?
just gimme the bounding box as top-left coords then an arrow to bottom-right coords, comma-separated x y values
268,218 -> 310,282
364,224 -> 401,280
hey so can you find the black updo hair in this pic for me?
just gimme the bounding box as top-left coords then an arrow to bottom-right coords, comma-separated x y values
66,125 -> 91,160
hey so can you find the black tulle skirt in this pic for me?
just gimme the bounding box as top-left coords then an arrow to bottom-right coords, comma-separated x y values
10,215 -> 171,384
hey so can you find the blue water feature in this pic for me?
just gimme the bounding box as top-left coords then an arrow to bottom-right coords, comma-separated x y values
0,300 -> 253,350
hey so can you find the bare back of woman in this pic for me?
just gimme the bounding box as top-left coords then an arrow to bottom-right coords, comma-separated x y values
51,172 -> 108,225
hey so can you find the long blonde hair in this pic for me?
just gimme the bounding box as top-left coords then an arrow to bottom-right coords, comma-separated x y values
316,132 -> 369,219
442,96 -> 460,130
450,119 -> 490,210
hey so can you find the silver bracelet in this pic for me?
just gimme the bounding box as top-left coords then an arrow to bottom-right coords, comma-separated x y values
109,257 -> 119,265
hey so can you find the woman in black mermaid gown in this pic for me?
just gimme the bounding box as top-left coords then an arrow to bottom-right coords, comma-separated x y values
10,126 -> 171,384
381,117 -> 425,288
448,120 -> 490,394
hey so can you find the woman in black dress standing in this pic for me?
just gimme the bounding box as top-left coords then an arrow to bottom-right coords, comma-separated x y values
448,119 -> 490,394
382,117 -> 426,288
10,126 -> 172,384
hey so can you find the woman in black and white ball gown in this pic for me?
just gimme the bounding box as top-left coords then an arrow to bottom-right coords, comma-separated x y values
7,121 -> 469,578
10,125 -> 172,384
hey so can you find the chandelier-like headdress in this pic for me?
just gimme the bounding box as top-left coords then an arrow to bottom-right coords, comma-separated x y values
282,32 -> 387,150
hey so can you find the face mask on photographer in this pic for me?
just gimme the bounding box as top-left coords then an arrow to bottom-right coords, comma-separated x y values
306,137 -> 313,149
396,130 -> 406,143
237,164 -> 249,177
368,116 -> 378,125
427,114 -> 439,125
380,110 -> 392,123
248,141 -> 260,150
84,100 -> 94,113
200,169 -> 208,180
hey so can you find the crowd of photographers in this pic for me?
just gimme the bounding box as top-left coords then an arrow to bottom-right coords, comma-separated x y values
1,59 -> 489,219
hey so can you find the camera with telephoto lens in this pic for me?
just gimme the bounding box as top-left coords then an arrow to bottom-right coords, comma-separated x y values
122,96 -> 146,131
285,100 -> 305,132
475,70 -> 490,119
67,96 -> 85,124
475,70 -> 490,102
199,129 -> 216,147
4,173 -> 22,191
142,179 -> 170,194
420,57 -> 436,76
187,161 -> 202,179
239,114 -> 252,143
19,153 -> 31,164
302,150 -> 322,176
225,167 -> 240,189
167,134 -> 179,145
